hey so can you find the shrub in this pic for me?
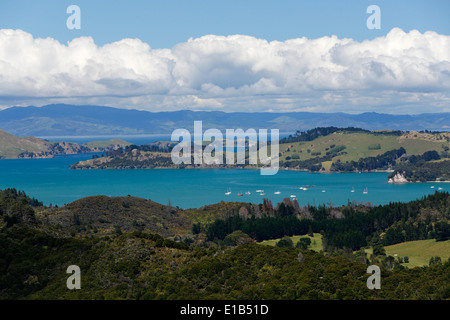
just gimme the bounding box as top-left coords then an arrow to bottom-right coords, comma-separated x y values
296,237 -> 312,250
276,236 -> 293,248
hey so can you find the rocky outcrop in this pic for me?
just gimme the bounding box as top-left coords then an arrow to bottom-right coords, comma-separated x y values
388,172 -> 409,183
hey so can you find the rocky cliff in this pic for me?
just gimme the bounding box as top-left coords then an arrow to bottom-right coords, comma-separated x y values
388,171 -> 409,183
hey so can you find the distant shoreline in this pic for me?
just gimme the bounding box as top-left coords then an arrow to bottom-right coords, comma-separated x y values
67,163 -> 450,185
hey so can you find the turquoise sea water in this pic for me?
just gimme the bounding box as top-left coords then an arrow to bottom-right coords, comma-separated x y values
0,153 -> 446,209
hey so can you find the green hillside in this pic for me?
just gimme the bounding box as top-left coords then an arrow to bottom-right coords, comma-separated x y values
81,139 -> 132,150
0,129 -> 131,159
279,130 -> 450,167
1,189 -> 449,300
384,239 -> 450,267
70,128 -> 450,175
0,129 -> 50,158
36,195 -> 192,237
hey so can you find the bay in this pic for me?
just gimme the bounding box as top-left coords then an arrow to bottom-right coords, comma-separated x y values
0,153 -> 446,209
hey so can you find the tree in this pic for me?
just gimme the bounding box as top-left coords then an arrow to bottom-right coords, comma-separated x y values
223,230 -> 253,246
308,225 -> 314,237
167,199 -> 175,213
429,256 -> 442,266
276,236 -> 293,248
73,213 -> 81,226
296,237 -> 312,250
435,221 -> 450,241
381,255 -> 396,270
372,244 -> 386,256
192,223 -> 202,234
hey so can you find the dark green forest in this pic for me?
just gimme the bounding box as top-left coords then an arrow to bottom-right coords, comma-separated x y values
205,192 -> 450,249
389,160 -> 450,182
0,189 -> 449,300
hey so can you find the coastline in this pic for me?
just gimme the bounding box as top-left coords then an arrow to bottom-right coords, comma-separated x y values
7,155 -> 447,184
68,163 -> 450,185
70,161 -> 394,174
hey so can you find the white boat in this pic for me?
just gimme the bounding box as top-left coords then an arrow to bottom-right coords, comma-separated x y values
225,188 -> 231,195
438,187 -> 443,191
351,187 -> 355,193
290,194 -> 296,198
260,193 -> 265,196
274,191 -> 281,194
363,187 -> 368,194
322,189 -> 326,193
430,186 -> 435,189
299,187 -> 308,191
256,189 -> 264,193
245,191 -> 251,195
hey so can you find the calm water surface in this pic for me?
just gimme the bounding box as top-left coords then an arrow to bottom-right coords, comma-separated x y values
0,153 -> 446,209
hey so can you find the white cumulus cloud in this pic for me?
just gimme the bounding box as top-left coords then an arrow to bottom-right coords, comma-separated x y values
0,28 -> 449,113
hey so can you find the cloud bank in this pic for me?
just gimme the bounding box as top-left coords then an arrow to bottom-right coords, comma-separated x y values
0,28 -> 449,113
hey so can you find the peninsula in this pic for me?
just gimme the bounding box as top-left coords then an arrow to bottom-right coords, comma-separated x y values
70,127 -> 450,183
0,128 -> 131,159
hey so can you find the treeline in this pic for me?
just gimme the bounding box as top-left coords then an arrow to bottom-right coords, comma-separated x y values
0,188 -> 42,207
280,127 -> 404,144
0,188 -> 41,227
105,143 -> 175,157
205,192 -> 450,250
0,189 -> 449,300
281,155 -> 328,171
330,148 -> 406,172
281,145 -> 350,171
2,223 -> 449,300
96,155 -> 174,169
280,127 -> 371,144
390,160 -> 450,182
398,150 -> 441,164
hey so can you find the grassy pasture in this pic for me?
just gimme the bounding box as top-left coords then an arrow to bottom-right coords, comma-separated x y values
364,239 -> 450,267
279,132 -> 450,166
259,233 -> 323,252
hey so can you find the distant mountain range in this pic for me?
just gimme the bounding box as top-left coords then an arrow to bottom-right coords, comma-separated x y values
0,104 -> 449,137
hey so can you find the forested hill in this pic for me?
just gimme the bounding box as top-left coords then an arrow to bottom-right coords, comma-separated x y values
278,128 -> 450,176
0,189 -> 449,300
388,160 -> 450,182
205,191 -> 450,249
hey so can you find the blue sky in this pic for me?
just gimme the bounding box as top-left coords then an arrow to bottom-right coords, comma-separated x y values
1,0 -> 448,48
0,0 -> 449,114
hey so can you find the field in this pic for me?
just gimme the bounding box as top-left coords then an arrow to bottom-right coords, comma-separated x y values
384,239 -> 450,267
259,232 -> 450,268
258,233 -> 323,252
364,239 -> 450,268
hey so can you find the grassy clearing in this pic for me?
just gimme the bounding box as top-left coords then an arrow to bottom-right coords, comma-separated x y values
384,239 -> 450,267
258,233 -> 323,252
364,239 -> 450,267
260,234 -> 449,268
